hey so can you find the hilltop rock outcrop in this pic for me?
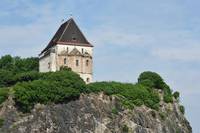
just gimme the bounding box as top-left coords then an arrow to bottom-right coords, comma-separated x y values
0,92 -> 192,133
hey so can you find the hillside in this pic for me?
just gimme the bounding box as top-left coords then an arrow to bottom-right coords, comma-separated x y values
0,92 -> 192,133
0,55 -> 192,133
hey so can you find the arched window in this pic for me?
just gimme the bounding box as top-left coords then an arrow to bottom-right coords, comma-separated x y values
76,60 -> 79,66
86,78 -> 90,83
86,60 -> 89,66
64,58 -> 67,64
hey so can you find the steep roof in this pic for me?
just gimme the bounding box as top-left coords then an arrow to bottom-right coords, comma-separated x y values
41,18 -> 93,54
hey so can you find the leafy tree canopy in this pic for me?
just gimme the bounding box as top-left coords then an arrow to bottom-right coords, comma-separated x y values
0,55 -> 39,87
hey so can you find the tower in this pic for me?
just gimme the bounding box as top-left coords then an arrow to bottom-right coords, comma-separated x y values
39,18 -> 93,83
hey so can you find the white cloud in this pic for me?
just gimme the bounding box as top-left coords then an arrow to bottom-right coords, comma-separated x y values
151,43 -> 200,62
0,1 -> 64,57
86,25 -> 155,47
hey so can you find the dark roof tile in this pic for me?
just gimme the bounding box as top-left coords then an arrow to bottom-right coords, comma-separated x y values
41,18 -> 93,54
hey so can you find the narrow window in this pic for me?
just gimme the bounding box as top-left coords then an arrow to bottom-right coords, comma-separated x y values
76,60 -> 79,66
64,58 -> 67,64
86,60 -> 89,66
82,48 -> 84,54
86,78 -> 90,83
67,47 -> 69,52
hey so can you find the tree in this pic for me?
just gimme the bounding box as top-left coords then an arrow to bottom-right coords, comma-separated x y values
14,57 -> 39,73
0,55 -> 14,71
138,71 -> 165,89
0,69 -> 14,87
173,91 -> 180,100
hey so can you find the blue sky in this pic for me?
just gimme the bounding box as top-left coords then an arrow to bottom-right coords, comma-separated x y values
0,0 -> 199,132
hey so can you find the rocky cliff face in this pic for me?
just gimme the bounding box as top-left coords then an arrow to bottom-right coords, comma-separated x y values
0,93 -> 192,133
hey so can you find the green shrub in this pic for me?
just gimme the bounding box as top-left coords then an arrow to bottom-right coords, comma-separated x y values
87,82 -> 160,110
0,55 -> 14,71
121,99 -> 135,110
0,88 -> 9,104
111,108 -> 118,115
138,71 -> 173,104
173,91 -> 180,100
0,118 -> 4,128
133,99 -> 143,106
163,85 -> 173,103
138,71 -> 165,89
0,70 -> 14,87
0,55 -> 39,87
13,70 -> 86,112
14,71 -> 40,83
122,124 -> 129,133
13,57 -> 39,73
138,79 -> 155,88
164,94 -> 173,103
60,66 -> 72,71
159,112 -> 166,120
179,105 -> 185,114
0,55 -> 38,73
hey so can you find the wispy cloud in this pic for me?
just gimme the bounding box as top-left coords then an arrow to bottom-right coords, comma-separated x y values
151,45 -> 200,62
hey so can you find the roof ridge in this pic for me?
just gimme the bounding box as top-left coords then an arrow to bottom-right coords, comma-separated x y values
71,19 -> 90,44
40,18 -> 93,54
58,18 -> 72,41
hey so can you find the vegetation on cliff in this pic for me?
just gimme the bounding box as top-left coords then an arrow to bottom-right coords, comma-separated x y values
0,55 -> 182,113
0,55 -> 38,88
87,81 -> 160,110
14,70 -> 86,112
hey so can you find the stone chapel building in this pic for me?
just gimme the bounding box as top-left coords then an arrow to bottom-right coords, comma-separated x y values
39,18 -> 93,83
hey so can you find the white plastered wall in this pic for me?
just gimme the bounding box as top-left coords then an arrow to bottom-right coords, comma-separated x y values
39,55 -> 51,72
39,47 -> 57,72
39,44 -> 93,83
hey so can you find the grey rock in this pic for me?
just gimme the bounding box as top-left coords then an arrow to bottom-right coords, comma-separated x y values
0,93 -> 192,133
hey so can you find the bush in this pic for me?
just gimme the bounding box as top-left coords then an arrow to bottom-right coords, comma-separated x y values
13,57 -> 39,73
138,71 -> 174,104
122,124 -> 129,133
0,55 -> 39,73
111,108 -> 118,115
0,118 -> 4,128
159,112 -> 166,120
0,70 -> 14,87
163,84 -> 173,103
179,105 -> 185,114
0,55 -> 14,71
60,66 -> 72,71
0,88 -> 9,104
133,99 -> 143,106
138,79 -> 155,88
138,71 -> 165,89
87,82 -> 160,110
0,55 -> 39,87
13,70 -> 86,112
173,91 -> 180,100
14,71 -> 40,83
